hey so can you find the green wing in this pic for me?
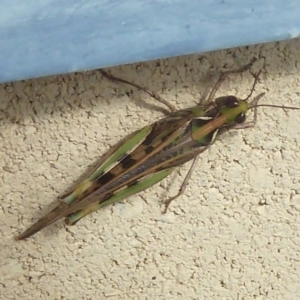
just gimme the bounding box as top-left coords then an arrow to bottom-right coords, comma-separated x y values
66,168 -> 174,224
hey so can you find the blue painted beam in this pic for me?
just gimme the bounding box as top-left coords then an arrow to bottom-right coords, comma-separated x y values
0,0 -> 299,83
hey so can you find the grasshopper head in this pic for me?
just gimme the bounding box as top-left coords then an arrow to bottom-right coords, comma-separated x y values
214,95 -> 249,125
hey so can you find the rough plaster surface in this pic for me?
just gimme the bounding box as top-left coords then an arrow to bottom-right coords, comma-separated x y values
1,39 -> 300,300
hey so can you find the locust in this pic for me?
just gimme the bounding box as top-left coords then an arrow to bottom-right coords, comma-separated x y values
15,58 -> 300,240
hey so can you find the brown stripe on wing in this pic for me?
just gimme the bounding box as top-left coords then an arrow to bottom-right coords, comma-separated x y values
63,137 -> 210,217
100,116 -> 191,181
59,116 -> 193,213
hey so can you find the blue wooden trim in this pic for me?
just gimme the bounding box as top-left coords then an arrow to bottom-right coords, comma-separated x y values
1,0 -> 299,83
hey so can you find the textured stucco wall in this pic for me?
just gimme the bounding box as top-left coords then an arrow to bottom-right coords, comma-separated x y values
1,39 -> 300,299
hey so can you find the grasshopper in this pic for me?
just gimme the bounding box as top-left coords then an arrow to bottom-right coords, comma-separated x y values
15,59 -> 300,240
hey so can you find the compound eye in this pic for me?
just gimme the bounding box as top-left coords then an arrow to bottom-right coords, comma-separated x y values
235,113 -> 246,124
225,96 -> 239,108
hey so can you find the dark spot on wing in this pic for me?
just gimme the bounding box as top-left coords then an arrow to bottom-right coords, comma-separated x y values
143,125 -> 159,145
96,171 -> 115,184
121,157 -> 137,169
117,153 -> 127,162
161,135 -> 169,142
145,146 -> 155,154
143,121 -> 174,146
